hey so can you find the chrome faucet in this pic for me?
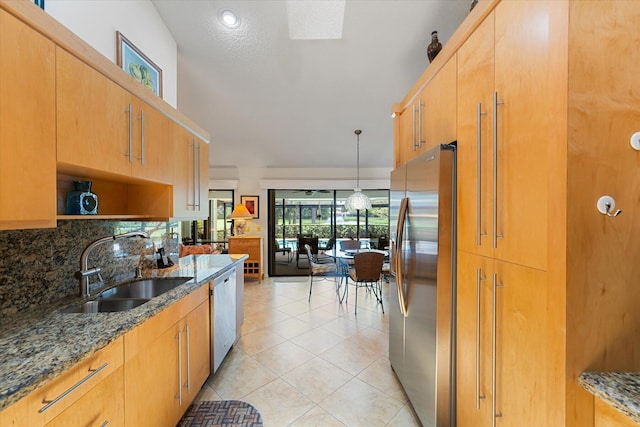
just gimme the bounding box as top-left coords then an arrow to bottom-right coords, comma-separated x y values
76,231 -> 150,298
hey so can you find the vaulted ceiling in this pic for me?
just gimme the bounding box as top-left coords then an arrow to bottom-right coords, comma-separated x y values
152,0 -> 472,170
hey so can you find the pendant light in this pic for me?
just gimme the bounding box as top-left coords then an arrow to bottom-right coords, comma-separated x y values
345,129 -> 372,211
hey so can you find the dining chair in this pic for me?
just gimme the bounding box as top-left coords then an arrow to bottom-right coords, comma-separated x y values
297,235 -> 318,267
377,235 -> 389,250
317,236 -> 336,263
339,239 -> 361,251
274,239 -> 292,263
304,244 -> 339,302
348,251 -> 385,314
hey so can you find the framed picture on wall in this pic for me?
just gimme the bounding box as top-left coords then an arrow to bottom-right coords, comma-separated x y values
241,196 -> 259,219
116,31 -> 163,98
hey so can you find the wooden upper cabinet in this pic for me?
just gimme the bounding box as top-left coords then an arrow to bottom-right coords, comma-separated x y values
57,49 -> 174,185
492,0 -> 557,270
457,0 -> 557,271
395,56 -> 457,168
456,13 -> 495,258
396,98 -> 419,167
172,124 -> 209,219
0,10 -> 56,230
57,48 -> 133,177
130,101 -> 173,184
424,56 -> 457,148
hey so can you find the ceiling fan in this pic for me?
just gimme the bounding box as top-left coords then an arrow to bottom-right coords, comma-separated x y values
292,190 -> 331,196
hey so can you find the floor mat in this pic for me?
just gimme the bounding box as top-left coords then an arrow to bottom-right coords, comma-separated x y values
177,400 -> 263,427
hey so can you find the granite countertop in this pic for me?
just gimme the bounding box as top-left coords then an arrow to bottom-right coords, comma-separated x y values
0,253 -> 247,411
579,371 -> 640,423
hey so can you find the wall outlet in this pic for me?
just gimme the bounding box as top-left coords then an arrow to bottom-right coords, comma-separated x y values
256,225 -> 261,232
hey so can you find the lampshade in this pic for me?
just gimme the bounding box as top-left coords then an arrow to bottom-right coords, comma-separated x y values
230,204 -> 252,219
345,129 -> 372,211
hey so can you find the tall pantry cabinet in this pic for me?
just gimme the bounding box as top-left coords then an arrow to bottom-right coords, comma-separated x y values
453,1 -> 640,426
456,1 -> 563,424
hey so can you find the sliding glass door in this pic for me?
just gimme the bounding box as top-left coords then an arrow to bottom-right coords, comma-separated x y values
268,189 -> 389,276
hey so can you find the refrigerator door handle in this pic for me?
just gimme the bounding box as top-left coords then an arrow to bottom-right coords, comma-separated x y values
395,197 -> 409,317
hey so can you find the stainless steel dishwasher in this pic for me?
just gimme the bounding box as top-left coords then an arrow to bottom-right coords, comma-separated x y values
211,268 -> 236,373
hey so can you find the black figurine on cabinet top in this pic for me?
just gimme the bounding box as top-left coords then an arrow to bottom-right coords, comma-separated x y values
427,30 -> 442,63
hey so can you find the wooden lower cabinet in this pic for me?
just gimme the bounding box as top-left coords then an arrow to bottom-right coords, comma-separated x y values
183,300 -> 211,404
124,285 -> 210,427
0,288 -> 210,427
457,251 -> 548,427
45,367 -> 124,427
0,338 -> 123,426
594,398 -> 640,427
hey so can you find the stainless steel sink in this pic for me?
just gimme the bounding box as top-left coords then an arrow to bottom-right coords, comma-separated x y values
97,277 -> 192,300
61,298 -> 150,313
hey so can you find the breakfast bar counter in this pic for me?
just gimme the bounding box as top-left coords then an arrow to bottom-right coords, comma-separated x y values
0,254 -> 247,411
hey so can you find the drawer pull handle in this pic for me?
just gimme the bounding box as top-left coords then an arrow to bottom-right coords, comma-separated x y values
39,363 -> 109,413
100,421 -> 109,427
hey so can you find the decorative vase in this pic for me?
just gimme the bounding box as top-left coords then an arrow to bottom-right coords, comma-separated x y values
427,31 -> 442,63
65,180 -> 98,215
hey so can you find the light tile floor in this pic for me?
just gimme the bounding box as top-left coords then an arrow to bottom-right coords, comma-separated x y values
194,276 -> 422,426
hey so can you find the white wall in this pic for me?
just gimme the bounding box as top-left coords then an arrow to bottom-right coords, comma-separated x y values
46,0 -> 178,107
208,165 -> 391,238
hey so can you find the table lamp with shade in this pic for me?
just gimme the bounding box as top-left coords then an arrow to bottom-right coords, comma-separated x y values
230,204 -> 252,236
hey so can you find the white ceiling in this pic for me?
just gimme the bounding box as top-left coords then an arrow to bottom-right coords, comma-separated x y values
152,0 -> 471,170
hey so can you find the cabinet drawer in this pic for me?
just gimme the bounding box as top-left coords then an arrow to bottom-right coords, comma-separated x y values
0,337 -> 123,426
45,367 -> 124,427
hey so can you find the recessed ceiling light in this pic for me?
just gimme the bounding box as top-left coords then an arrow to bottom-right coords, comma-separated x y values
220,9 -> 239,28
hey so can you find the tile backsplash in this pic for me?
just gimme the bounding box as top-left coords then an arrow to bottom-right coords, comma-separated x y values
0,220 -> 180,316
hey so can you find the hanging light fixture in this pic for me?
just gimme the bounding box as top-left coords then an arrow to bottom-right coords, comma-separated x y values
345,129 -> 372,211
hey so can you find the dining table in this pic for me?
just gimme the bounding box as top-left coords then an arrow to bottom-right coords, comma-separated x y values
327,247 -> 390,303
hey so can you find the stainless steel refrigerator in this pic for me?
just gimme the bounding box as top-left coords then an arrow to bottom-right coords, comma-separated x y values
389,143 -> 456,427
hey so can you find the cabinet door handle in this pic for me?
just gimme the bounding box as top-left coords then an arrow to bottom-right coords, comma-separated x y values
491,273 -> 503,426
125,104 -> 133,162
192,140 -> 197,209
412,105 -> 418,151
476,268 -> 487,409
418,99 -> 424,148
492,92 -> 505,248
138,110 -> 145,165
196,142 -> 201,210
477,102 -> 488,246
185,324 -> 191,394
175,330 -> 183,405
100,421 -> 109,427
39,363 -> 108,413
